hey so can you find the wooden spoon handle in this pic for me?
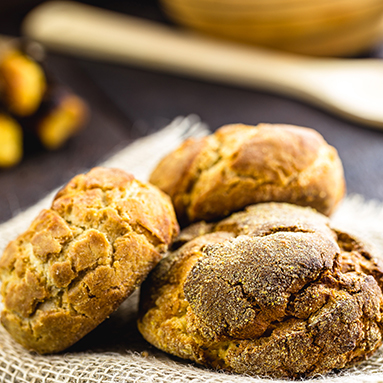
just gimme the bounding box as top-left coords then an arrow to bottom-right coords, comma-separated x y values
22,2 -> 305,85
22,1 -> 383,128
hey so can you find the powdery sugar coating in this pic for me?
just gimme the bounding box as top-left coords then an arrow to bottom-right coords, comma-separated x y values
138,203 -> 383,379
0,167 -> 179,354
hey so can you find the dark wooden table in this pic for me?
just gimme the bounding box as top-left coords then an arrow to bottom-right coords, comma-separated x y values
1,0 -> 383,223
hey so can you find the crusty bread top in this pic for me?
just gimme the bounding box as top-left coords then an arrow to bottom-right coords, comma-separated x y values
138,203 -> 383,378
0,167 -> 179,354
141,203 -> 342,333
150,123 -> 345,225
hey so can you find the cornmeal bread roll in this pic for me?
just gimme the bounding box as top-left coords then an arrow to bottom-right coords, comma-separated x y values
149,123 -> 345,225
138,203 -> 383,378
0,167 -> 179,354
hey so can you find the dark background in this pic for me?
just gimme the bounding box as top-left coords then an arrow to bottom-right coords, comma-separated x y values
1,0 -> 383,223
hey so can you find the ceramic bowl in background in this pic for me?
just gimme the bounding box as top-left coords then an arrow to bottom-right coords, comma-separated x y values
159,0 -> 383,56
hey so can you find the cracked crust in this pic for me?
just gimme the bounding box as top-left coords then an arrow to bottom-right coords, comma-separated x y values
138,203 -> 383,379
0,167 -> 179,354
149,123 -> 345,225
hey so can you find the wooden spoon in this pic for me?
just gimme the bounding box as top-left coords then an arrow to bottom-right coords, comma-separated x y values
22,1 -> 383,128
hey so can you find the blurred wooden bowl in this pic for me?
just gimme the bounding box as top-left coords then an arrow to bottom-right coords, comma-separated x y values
159,0 -> 383,56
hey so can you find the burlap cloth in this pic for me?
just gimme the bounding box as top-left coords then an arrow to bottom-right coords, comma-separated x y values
1,116 -> 383,383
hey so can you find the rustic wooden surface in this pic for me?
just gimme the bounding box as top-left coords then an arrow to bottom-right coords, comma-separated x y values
1,0 -> 383,223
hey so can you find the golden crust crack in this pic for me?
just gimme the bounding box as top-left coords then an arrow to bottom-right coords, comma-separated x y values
149,123 -> 345,225
0,167 -> 179,354
138,203 -> 383,379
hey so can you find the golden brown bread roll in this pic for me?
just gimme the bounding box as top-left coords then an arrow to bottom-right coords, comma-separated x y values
149,123 -> 345,225
0,48 -> 46,116
23,84 -> 89,151
138,203 -> 383,378
0,112 -> 23,167
0,42 -> 89,164
0,167 -> 179,354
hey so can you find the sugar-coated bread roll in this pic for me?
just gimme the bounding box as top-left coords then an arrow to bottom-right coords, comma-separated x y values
150,123 -> 345,225
0,167 -> 179,354
138,203 -> 383,379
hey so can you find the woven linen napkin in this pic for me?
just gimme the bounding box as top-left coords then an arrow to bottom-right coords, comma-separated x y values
1,116 -> 383,383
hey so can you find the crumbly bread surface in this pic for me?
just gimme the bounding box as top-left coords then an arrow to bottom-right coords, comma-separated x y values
0,167 -> 179,354
149,123 -> 345,225
138,203 -> 383,379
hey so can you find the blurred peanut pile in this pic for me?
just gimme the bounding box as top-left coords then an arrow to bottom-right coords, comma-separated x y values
0,39 -> 88,168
